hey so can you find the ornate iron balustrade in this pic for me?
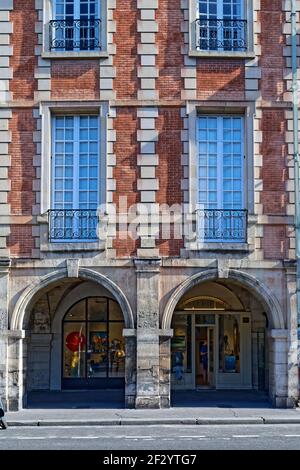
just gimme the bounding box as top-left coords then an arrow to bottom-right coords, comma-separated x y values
197,209 -> 247,242
196,18 -> 247,52
49,19 -> 101,51
49,209 -> 98,242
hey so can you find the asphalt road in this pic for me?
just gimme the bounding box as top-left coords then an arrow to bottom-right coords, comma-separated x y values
0,424 -> 300,450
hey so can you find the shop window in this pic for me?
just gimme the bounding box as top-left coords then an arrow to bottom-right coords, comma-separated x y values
62,297 -> 125,387
171,314 -> 192,379
218,314 -> 240,373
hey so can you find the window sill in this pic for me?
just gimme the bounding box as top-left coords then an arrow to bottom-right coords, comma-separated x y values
189,50 -> 256,59
40,240 -> 106,252
42,51 -> 109,60
188,242 -> 252,252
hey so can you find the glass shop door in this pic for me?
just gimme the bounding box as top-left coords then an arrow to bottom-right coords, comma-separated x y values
195,326 -> 215,388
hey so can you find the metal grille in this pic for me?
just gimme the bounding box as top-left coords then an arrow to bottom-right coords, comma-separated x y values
197,209 -> 247,242
196,18 -> 247,51
49,19 -> 101,51
49,209 -> 98,241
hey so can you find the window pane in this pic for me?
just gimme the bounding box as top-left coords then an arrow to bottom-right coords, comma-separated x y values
219,315 -> 240,373
195,314 -> 215,325
198,115 -> 244,216
80,142 -> 88,153
109,299 -> 123,321
63,322 -> 86,378
65,299 -> 85,321
171,314 -> 192,375
88,297 -> 107,321
53,115 -> 100,217
108,323 -> 125,378
87,323 -> 108,378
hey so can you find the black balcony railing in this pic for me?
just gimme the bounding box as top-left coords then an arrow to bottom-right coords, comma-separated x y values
49,19 -> 101,51
49,209 -> 98,242
196,18 -> 247,52
197,209 -> 247,242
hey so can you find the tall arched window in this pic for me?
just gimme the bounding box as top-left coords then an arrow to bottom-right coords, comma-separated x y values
62,297 -> 125,389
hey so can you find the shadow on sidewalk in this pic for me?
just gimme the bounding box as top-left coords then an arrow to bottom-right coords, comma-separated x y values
26,390 -> 125,409
26,389 -> 271,410
171,390 -> 272,408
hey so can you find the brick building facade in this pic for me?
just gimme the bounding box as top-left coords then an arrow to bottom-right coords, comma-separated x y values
0,0 -> 299,410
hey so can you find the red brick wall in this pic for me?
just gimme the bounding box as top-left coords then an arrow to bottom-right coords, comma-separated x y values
9,1 -> 37,257
8,225 -> 34,258
114,0 -> 138,99
261,110 -> 287,215
10,0 -> 37,101
259,2 -> 288,259
8,109 -> 36,257
8,110 -> 36,214
51,60 -> 100,100
156,107 -> 184,256
113,108 -> 139,257
157,0 -> 183,99
262,225 -> 287,260
197,60 -> 245,101
259,0 -> 285,101
6,1 -> 291,262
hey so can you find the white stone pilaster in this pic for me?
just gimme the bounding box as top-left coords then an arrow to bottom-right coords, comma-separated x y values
0,3 -> 12,257
181,0 -> 197,100
34,0 -> 51,102
282,2 -> 300,258
100,0 -> 116,100
106,105 -> 117,256
137,0 -> 159,101
137,107 -> 159,257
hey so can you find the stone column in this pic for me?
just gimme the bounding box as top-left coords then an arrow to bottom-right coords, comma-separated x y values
27,334 -> 52,391
6,330 -> 25,411
159,332 -> 173,408
285,264 -> 299,407
269,329 -> 290,408
123,329 -> 136,408
0,258 -> 9,410
134,258 -> 161,408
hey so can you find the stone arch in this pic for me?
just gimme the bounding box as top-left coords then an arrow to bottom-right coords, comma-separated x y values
11,267 -> 135,331
162,268 -> 284,330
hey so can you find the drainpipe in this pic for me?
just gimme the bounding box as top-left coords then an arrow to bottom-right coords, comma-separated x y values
291,1 -> 300,364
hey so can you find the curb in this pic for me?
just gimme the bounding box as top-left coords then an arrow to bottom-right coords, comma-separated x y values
6,417 -> 300,427
262,417 -> 300,424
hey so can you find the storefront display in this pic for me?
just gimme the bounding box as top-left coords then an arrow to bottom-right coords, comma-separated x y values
62,297 -> 125,388
171,300 -> 249,390
218,315 -> 240,373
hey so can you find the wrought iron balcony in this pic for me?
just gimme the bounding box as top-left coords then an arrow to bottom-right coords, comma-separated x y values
49,209 -> 98,242
196,18 -> 247,52
197,209 -> 247,243
49,19 -> 101,51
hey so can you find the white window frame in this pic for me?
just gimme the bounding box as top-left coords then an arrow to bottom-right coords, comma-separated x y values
54,0 -> 101,20
186,101 -> 256,251
42,0 -> 108,58
53,0 -> 101,53
189,0 -> 254,58
196,115 -> 245,243
51,114 -> 101,242
197,115 -> 245,210
197,0 -> 244,21
39,101 -> 108,251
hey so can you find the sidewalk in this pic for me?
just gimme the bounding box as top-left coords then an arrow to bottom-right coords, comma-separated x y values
5,390 -> 300,427
5,406 -> 300,427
